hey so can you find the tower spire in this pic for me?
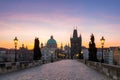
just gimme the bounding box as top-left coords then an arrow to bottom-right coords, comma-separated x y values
60,43 -> 63,50
73,29 -> 78,38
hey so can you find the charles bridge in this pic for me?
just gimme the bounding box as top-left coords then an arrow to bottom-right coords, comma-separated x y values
0,59 -> 120,80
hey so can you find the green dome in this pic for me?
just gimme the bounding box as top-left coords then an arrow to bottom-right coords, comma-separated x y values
47,36 -> 56,44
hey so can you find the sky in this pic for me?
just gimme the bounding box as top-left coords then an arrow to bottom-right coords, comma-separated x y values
0,0 -> 120,49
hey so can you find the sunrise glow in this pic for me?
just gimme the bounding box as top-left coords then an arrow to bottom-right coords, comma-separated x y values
0,0 -> 120,49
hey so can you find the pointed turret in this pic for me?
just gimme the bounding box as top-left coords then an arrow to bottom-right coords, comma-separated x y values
79,34 -> 82,45
73,29 -> 78,38
22,44 -> 24,48
60,43 -> 63,50
41,42 -> 43,48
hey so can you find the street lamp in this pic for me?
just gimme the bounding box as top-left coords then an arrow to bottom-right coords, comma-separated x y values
100,36 -> 105,63
14,37 -> 18,62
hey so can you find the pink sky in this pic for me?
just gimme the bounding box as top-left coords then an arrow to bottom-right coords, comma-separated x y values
0,13 -> 120,49
0,0 -> 120,49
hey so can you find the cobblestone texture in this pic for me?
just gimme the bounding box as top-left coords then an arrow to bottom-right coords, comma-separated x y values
0,60 -> 109,80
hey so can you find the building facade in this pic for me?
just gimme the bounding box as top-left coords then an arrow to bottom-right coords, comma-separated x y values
64,44 -> 71,58
41,36 -> 57,62
70,29 -> 82,59
111,47 -> 120,65
82,47 -> 89,60
101,47 -> 120,65
18,44 -> 33,61
0,44 -> 34,62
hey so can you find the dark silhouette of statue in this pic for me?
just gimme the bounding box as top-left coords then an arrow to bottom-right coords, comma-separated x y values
88,34 -> 98,61
33,38 -> 42,60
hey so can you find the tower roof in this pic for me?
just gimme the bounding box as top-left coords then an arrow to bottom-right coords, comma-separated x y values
73,29 -> 78,38
47,36 -> 57,44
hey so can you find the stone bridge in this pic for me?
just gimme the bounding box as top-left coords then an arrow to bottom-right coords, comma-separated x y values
0,60 -> 117,80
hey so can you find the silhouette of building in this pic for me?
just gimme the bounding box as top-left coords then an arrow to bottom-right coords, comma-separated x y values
109,47 -> 120,65
0,45 -> 34,62
101,47 -> 120,65
47,36 -> 57,48
70,29 -> 82,59
18,44 -> 33,61
0,48 -> 8,62
41,35 -> 57,62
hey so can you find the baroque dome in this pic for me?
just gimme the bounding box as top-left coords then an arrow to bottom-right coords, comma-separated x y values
47,36 -> 57,45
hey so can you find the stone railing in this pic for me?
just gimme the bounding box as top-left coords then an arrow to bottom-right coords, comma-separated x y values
0,60 -> 42,74
0,59 -> 61,74
79,60 -> 120,80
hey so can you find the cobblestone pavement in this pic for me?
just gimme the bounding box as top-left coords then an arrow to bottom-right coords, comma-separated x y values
0,60 -> 109,80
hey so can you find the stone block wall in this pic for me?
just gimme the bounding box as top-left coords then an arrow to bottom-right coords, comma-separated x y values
0,60 -> 42,74
81,60 -> 120,80
0,59 -> 61,74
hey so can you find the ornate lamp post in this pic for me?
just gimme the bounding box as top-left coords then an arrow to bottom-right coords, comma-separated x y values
100,36 -> 105,63
14,37 -> 18,62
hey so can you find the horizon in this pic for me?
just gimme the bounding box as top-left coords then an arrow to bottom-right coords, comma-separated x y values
0,0 -> 120,49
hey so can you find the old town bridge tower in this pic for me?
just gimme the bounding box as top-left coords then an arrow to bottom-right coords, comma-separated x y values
70,29 -> 82,59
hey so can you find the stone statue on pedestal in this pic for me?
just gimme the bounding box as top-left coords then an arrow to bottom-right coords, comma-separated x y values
88,34 -> 98,61
34,38 -> 42,60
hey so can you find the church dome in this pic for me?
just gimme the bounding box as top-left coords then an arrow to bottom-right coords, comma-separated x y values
47,36 -> 57,45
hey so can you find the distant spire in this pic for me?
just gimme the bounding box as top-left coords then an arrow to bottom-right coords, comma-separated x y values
26,46 -> 28,49
61,43 -> 63,50
41,42 -> 43,48
22,44 -> 24,48
79,34 -> 82,45
73,29 -> 78,38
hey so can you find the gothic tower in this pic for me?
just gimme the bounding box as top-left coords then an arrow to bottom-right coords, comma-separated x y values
70,29 -> 82,59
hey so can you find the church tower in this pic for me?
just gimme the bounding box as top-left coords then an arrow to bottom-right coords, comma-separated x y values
70,29 -> 82,59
